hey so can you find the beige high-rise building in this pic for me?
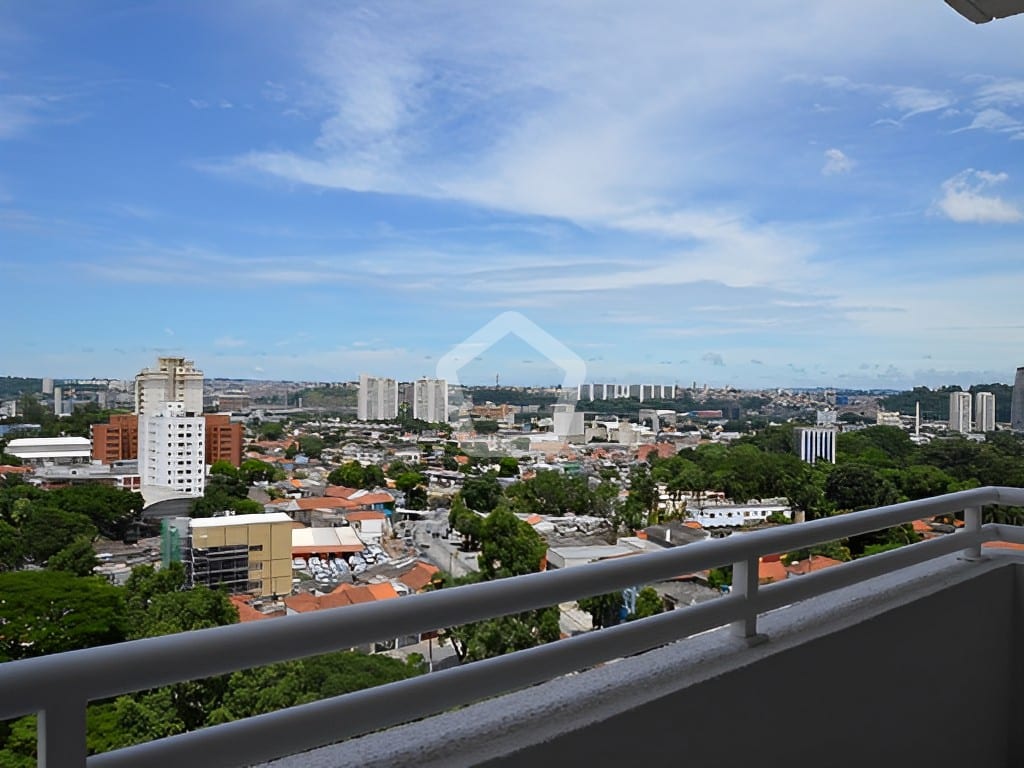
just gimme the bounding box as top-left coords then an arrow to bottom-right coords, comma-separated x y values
188,512 -> 294,598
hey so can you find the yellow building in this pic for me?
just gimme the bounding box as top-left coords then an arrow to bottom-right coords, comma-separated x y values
188,512 -> 295,598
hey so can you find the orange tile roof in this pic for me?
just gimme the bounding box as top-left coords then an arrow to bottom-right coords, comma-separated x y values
230,595 -> 278,622
683,521 -> 703,529
367,582 -> 399,601
290,478 -> 303,488
0,465 -> 31,474
286,583 -> 401,613
983,541 -> 1024,551
912,519 -> 932,533
455,455 -> 470,465
398,562 -> 440,592
758,558 -> 789,584
525,514 -> 542,525
290,496 -> 353,511
787,555 -> 843,576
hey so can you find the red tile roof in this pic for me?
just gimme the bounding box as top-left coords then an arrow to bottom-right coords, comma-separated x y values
285,583 -> 400,613
230,595 -> 280,622
786,555 -> 843,576
758,558 -> 789,584
398,562 -> 440,592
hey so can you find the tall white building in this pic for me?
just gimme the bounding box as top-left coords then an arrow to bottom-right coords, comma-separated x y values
413,378 -> 448,423
135,357 -> 206,502
358,374 -> 399,421
975,391 -> 996,433
142,402 -> 205,497
795,427 -> 837,465
949,391 -> 972,434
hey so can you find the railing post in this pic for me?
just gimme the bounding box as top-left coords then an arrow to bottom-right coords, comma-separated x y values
730,557 -> 759,639
961,505 -> 983,561
38,700 -> 87,768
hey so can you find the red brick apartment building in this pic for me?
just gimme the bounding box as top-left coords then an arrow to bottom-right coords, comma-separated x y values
91,414 -> 243,466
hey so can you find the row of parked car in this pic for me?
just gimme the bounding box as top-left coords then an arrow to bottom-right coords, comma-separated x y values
348,544 -> 389,576
293,555 -> 351,585
293,545 -> 393,583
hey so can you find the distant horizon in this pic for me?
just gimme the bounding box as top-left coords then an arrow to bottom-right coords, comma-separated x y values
2,369 -> 1016,395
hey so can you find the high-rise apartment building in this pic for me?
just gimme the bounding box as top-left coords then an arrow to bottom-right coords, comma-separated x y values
795,427 -> 837,464
135,357 -> 206,501
205,414 -> 243,467
413,378 -> 448,423
142,402 -> 205,497
357,374 -> 399,421
1012,367 -> 1024,432
92,413 -> 140,463
975,391 -> 996,433
91,412 -> 241,467
949,391 -> 972,434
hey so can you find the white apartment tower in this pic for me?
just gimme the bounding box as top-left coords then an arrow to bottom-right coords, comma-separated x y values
795,427 -> 837,465
949,391 -> 972,434
143,402 -> 205,497
358,374 -> 399,421
135,357 -> 206,501
413,378 -> 448,423
975,391 -> 996,433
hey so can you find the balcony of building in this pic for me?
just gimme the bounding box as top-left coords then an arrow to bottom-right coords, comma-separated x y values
2,486 -> 1024,767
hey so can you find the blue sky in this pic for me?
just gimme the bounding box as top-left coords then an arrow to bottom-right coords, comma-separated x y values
2,2 -> 1024,389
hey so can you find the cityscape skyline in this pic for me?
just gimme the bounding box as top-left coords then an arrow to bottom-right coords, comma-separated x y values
2,3 -> 1024,388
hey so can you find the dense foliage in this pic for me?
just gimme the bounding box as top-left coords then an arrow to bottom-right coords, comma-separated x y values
0,561 -> 422,764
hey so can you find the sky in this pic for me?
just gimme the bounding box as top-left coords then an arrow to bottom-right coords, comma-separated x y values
2,1 -> 1024,390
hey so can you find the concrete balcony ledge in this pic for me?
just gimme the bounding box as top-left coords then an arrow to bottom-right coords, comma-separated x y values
262,550 -> 1024,768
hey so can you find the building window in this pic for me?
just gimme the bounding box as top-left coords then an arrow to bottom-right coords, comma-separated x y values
249,545 -> 263,552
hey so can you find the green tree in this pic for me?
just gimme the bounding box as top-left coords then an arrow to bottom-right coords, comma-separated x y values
824,463 -> 899,512
0,519 -> 24,571
47,536 -> 99,577
0,571 -> 127,661
297,435 -> 324,459
631,586 -> 664,620
478,505 -> 547,579
328,461 -> 365,488
21,504 -> 97,563
210,459 -> 239,479
461,474 -> 503,514
497,456 -> 520,477
257,421 -> 284,440
473,419 -> 500,434
626,463 -> 659,525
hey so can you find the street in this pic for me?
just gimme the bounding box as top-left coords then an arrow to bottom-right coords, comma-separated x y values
405,510 -> 479,579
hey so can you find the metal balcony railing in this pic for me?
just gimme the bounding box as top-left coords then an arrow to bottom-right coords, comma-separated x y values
2,486 -> 1024,768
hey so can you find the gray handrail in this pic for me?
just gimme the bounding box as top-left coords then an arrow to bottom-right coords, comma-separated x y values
1,485 -> 1022,767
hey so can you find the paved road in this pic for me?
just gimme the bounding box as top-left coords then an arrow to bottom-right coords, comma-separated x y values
406,512 -> 479,579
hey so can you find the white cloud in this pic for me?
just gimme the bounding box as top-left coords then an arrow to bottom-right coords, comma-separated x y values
935,169 -> 1022,224
0,93 -> 53,139
822,148 -> 854,176
214,335 -> 246,348
956,108 -> 1023,134
974,79 -> 1024,109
